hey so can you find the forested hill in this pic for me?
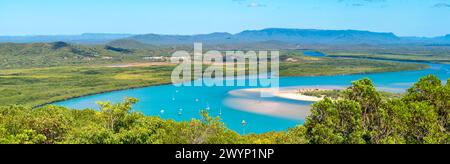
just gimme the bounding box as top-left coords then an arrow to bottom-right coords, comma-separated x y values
0,42 -> 174,69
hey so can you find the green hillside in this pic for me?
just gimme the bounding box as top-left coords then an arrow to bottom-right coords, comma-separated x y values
0,42 -> 176,69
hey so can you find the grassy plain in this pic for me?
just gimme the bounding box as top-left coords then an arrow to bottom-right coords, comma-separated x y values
0,66 -> 175,106
0,54 -> 427,106
326,52 -> 450,64
316,45 -> 450,64
0,43 -> 429,106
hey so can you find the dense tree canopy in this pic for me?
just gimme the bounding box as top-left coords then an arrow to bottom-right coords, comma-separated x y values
305,75 -> 450,144
0,75 -> 449,144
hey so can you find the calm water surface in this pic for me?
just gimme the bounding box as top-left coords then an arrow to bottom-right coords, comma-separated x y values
55,52 -> 450,134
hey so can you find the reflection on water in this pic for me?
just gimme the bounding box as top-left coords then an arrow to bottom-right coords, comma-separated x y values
225,88 -> 319,120
224,98 -> 311,120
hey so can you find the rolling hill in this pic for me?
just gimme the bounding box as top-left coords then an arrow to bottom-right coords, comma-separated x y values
0,33 -> 133,44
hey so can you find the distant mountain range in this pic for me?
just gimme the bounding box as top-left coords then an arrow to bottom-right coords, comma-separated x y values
1,28 -> 450,47
0,33 -> 133,44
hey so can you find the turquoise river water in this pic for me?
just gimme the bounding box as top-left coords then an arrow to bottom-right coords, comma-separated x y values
55,51 -> 450,134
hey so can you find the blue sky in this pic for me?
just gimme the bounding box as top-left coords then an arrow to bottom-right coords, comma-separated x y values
0,0 -> 449,37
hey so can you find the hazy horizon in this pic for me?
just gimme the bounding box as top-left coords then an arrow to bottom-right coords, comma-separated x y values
0,27 -> 448,38
1,0 -> 450,37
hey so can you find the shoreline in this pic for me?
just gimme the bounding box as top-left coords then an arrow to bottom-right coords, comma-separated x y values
235,87 -> 342,102
224,86 -> 344,120
276,89 -> 326,102
33,82 -> 173,109
35,57 -> 434,108
37,68 -> 426,109
224,98 -> 313,120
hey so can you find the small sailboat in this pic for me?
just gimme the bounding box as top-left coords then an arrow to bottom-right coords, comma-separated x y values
242,120 -> 247,134
445,68 -> 450,74
206,104 -> 211,111
242,120 -> 247,127
178,108 -> 183,117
